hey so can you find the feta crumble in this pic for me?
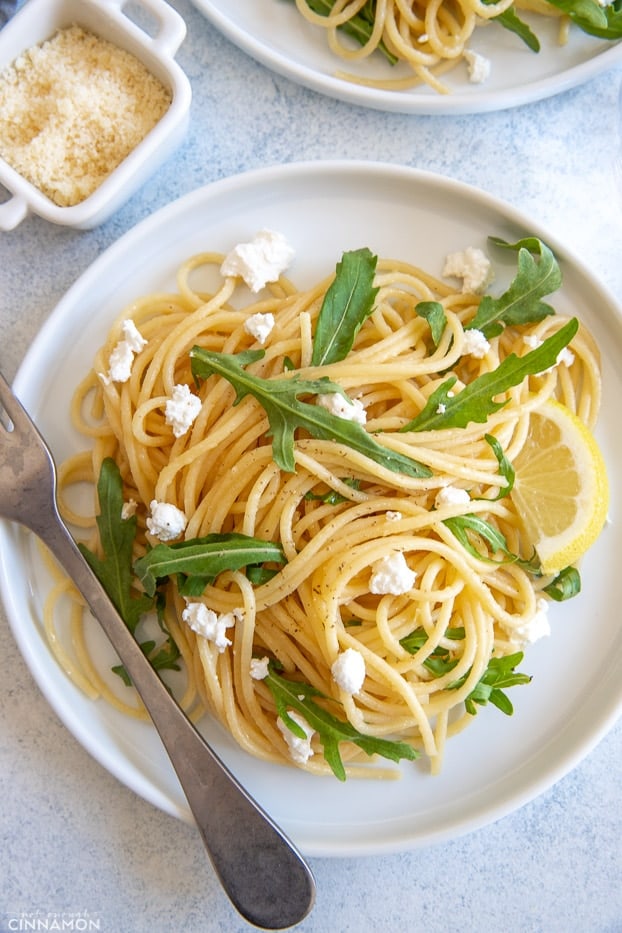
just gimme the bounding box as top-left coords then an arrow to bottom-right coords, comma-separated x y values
250,656 -> 270,680
386,510 -> 403,521
331,648 -> 366,695
101,319 -> 147,384
443,247 -> 493,294
182,604 -> 243,653
316,392 -> 367,424
462,328 -> 490,359
164,384 -> 202,438
220,229 -> 295,293
244,311 -> 275,344
434,486 -> 470,509
503,598 -> 551,648
370,551 -> 417,596
464,49 -> 491,84
277,710 -> 315,764
146,500 -> 187,541
523,333 -> 575,371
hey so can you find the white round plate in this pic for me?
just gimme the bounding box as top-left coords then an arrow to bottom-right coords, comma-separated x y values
1,162 -> 621,857
190,0 -> 622,114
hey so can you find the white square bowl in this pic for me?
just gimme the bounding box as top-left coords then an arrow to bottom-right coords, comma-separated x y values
0,0 -> 191,229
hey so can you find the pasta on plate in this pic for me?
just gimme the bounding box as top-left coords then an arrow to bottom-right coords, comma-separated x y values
289,0 -> 621,94
45,232 -> 606,780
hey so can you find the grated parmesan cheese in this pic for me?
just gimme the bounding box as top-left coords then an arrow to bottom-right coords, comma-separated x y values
0,25 -> 171,207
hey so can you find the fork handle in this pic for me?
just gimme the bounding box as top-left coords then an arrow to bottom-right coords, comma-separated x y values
40,513 -> 315,930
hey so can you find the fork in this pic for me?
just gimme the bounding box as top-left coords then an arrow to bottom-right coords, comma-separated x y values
0,369 -> 315,930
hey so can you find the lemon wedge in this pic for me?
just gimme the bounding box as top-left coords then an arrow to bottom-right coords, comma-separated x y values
510,399 -> 609,575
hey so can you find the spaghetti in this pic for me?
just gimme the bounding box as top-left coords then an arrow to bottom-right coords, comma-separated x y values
48,236 -> 603,779
289,0 -> 591,94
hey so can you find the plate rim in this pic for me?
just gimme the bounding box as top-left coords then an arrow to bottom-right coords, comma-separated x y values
2,159 -> 622,857
190,0 -> 622,114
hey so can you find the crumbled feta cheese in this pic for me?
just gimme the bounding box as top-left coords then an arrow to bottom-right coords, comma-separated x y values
523,334 -> 575,372
316,392 -> 367,424
370,551 -> 417,596
146,500 -> 187,541
462,328 -> 490,359
443,247 -> 493,294
121,498 -> 137,520
464,49 -> 491,84
122,319 -> 148,353
504,598 -> 551,647
434,486 -> 470,509
250,656 -> 270,680
220,229 -> 295,293
436,403 -> 446,415
331,648 -> 366,695
277,710 -> 315,764
244,311 -> 275,344
182,603 -> 243,653
101,319 -> 147,384
386,510 -> 403,521
164,383 -> 202,438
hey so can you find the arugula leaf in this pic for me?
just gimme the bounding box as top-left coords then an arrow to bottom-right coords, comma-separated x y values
491,5 -> 540,51
190,346 -> 431,477
467,237 -> 561,336
442,513 -> 540,573
400,626 -> 466,655
545,0 -> 622,37
415,301 -> 447,347
449,652 -> 532,716
484,432 -> 515,499
400,317 -> 578,433
282,0 -> 399,63
79,458 -> 153,632
264,662 -> 419,781
311,248 -> 379,366
134,532 -> 286,597
304,477 -> 362,505
543,566 -> 581,601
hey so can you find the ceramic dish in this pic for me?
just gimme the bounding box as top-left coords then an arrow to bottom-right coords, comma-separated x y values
0,0 -> 191,230
190,0 -> 622,114
1,161 -> 621,857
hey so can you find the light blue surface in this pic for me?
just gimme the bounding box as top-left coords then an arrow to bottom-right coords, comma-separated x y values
1,2 -> 621,931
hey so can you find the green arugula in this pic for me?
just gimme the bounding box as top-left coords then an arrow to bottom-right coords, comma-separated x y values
79,458 -> 153,631
442,513 -> 581,599
304,477 -> 362,505
542,565 -> 581,601
264,662 -> 419,781
311,248 -> 379,366
400,626 -> 465,676
400,317 -> 578,433
468,237 -> 562,337
545,0 -> 622,38
484,432 -> 516,500
282,0 -> 398,63
415,300 -> 447,347
449,652 -> 532,716
190,346 -> 431,477
491,5 -> 540,51
135,533 -> 287,597
400,626 -> 531,716
78,459 -> 180,682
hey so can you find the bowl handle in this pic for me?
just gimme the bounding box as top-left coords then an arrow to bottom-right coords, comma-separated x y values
116,0 -> 187,57
0,195 -> 28,231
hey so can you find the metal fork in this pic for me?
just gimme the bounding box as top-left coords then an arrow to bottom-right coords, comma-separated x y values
0,369 -> 315,931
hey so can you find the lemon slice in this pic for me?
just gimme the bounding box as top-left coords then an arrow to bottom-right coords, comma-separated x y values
511,399 -> 609,574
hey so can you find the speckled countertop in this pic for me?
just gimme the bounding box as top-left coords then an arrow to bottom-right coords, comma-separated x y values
1,2 -> 622,931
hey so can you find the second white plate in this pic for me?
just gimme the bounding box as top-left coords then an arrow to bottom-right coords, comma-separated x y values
191,0 -> 622,114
